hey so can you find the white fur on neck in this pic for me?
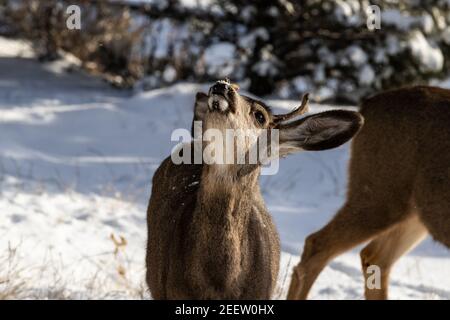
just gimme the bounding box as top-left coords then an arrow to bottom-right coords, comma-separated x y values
208,94 -> 229,111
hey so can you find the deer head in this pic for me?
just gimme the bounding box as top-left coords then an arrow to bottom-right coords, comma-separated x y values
192,80 -> 364,174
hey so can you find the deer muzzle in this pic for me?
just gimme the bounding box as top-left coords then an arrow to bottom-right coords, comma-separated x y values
208,80 -> 235,113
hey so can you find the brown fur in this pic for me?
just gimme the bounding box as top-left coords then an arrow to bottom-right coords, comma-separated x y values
146,85 -> 281,299
287,86 -> 450,300
146,81 -> 363,299
146,154 -> 280,299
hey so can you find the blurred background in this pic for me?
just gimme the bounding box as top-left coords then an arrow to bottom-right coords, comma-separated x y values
2,0 -> 450,103
0,0 -> 449,300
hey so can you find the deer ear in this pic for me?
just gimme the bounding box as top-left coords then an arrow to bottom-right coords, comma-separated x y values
278,110 -> 363,155
191,92 -> 209,136
194,92 -> 209,121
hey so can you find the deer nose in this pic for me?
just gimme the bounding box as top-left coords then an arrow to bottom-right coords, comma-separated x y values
210,81 -> 229,96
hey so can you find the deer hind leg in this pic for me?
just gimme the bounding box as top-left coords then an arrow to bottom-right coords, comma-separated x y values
287,202 -> 411,300
414,174 -> 450,249
360,214 -> 427,300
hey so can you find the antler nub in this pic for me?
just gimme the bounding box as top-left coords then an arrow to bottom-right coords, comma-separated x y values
274,93 -> 310,124
230,83 -> 240,91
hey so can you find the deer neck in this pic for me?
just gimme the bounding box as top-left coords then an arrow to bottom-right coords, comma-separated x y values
196,164 -> 261,220
188,164 -> 262,291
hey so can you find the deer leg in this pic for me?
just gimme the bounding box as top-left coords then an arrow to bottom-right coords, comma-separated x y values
360,214 -> 427,300
287,202 -> 410,300
414,173 -> 450,249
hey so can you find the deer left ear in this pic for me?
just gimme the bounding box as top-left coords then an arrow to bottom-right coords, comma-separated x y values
193,92 -> 209,121
191,92 -> 209,136
278,110 -> 364,155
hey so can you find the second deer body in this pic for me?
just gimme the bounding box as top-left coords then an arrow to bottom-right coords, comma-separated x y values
288,86 -> 450,300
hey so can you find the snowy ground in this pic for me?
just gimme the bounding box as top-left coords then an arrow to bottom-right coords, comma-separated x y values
0,37 -> 449,299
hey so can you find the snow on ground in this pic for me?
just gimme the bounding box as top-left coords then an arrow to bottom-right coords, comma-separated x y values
0,37 -> 449,299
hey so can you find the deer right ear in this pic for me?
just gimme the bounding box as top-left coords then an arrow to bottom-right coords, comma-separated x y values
277,110 -> 364,156
194,92 -> 209,122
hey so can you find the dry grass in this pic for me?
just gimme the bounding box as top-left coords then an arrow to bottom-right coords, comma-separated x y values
0,239 -> 148,300
0,242 -> 30,299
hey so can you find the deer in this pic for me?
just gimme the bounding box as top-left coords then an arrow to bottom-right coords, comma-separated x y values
287,85 -> 450,300
146,79 -> 363,299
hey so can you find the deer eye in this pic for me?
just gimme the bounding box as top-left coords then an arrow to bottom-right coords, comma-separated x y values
254,110 -> 266,125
